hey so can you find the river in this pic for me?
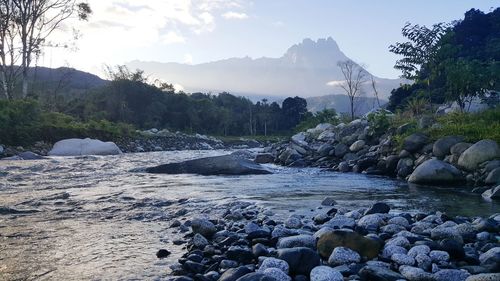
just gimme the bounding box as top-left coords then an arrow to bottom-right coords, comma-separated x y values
0,150 -> 498,280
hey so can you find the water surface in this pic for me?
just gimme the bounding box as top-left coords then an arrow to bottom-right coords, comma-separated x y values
0,150 -> 498,280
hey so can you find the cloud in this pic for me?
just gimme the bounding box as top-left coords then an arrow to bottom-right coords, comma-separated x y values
222,11 -> 249,20
272,21 -> 285,27
162,31 -> 186,44
326,80 -> 345,86
183,53 -> 193,64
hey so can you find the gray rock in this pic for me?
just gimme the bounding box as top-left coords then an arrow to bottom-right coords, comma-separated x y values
359,265 -> 404,281
236,273 -> 275,281
465,273 -> 500,281
262,268 -> 291,281
408,245 -> 431,258
481,185 -> 500,200
317,144 -> 334,157
277,247 -> 320,275
324,215 -> 355,229
357,214 -> 384,229
408,159 -> 464,185
399,265 -> 435,281
430,250 -> 450,264
220,260 -> 239,269
386,236 -> 410,248
334,144 -> 349,158
415,254 -> 432,271
338,161 -> 350,172
191,218 -> 217,237
458,140 -> 500,171
479,247 -> 500,265
383,245 -> 407,259
433,136 -> 465,158
310,266 -> 343,281
277,235 -> 315,249
350,140 -> 365,152
146,154 -> 272,175
431,227 -> 463,244
364,202 -> 390,215
255,153 -> 275,164
434,269 -> 471,281
321,197 -> 337,206
284,216 -> 303,229
328,246 -> 361,265
485,167 -> 500,185
381,224 -> 407,235
403,133 -> 430,153
391,253 -> 415,265
485,160 -> 500,172
218,267 -> 253,281
451,142 -> 472,156
258,257 -> 289,274
193,233 -> 209,248
387,216 -> 410,228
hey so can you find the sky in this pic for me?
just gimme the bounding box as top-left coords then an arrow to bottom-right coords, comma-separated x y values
45,0 -> 499,79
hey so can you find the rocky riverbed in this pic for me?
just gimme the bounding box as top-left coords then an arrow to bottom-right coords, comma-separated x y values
168,200 -> 499,281
267,117 -> 500,200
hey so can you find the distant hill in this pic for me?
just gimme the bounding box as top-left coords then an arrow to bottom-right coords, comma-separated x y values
127,37 -> 404,107
306,94 -> 388,114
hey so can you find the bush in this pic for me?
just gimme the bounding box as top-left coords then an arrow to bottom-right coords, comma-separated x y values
294,109 -> 338,132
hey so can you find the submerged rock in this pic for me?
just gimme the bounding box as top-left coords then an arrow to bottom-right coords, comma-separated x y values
146,154 -> 272,175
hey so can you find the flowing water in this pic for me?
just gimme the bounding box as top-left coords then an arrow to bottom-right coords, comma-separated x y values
0,150 -> 498,280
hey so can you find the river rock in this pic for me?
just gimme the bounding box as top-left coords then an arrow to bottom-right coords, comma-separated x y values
485,168 -> 500,185
277,247 -> 320,275
261,268 -> 290,281
408,159 -> 464,185
236,272 -> 275,281
291,132 -> 308,147
458,140 -> 500,171
358,265 -> 404,281
324,215 -> 355,229
350,140 -> 365,152
219,267 -> 253,281
277,235 -> 315,249
48,138 -> 122,156
433,136 -> 465,158
258,257 -> 289,274
193,233 -> 209,248
316,229 -> 383,259
310,266 -> 343,281
465,273 -> 500,281
451,142 -> 472,156
317,144 -> 334,157
321,197 -> 337,206
357,214 -> 384,229
334,144 -> 349,158
482,185 -> 500,200
191,218 -> 217,237
399,265 -> 435,281
227,246 -> 254,263
318,130 -> 336,142
328,246 -> 361,265
479,247 -> 500,265
146,154 -> 272,175
403,133 -> 430,153
255,154 -> 275,164
434,269 -> 471,281
364,202 -> 390,215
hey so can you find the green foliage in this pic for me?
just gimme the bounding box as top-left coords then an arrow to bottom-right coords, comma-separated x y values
367,111 -> 390,136
405,97 -> 428,117
294,109 -> 338,133
0,99 -> 135,146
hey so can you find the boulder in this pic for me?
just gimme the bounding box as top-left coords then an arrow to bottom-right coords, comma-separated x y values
317,130 -> 336,141
291,132 -> 308,147
191,218 -> 217,237
254,154 -> 275,164
485,167 -> 500,185
403,133 -> 430,153
48,138 -> 122,156
458,140 -> 500,171
451,142 -> 472,156
316,229 -> 383,259
408,159 -> 464,185
350,140 -> 365,152
482,185 -> 500,200
146,154 -> 272,175
433,136 -> 465,158
317,144 -> 334,157
334,144 -> 349,158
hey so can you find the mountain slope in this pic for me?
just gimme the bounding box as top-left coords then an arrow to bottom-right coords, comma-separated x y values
127,37 -> 403,102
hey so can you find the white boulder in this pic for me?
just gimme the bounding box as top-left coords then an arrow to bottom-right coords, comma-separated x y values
48,138 -> 122,156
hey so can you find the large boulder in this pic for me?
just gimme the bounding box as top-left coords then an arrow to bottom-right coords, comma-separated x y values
48,138 -> 122,156
485,167 -> 500,185
146,154 -> 272,175
408,159 -> 464,185
277,247 -> 320,276
458,140 -> 500,171
403,133 -> 430,153
433,136 -> 465,158
316,229 -> 383,259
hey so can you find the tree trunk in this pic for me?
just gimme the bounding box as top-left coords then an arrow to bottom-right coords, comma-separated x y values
350,97 -> 355,121
1,71 -> 9,99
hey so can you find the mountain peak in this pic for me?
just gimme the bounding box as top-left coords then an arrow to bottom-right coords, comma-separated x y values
283,37 -> 347,65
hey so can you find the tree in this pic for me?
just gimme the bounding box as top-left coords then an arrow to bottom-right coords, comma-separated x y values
0,1 -> 20,99
0,0 -> 91,99
282,96 -> 308,130
337,60 -> 367,120
370,75 -> 381,108
389,22 -> 448,80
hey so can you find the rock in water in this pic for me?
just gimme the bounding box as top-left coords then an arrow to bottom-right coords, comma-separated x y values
156,249 -> 171,258
482,185 -> 500,200
48,138 -> 122,156
458,140 -> 500,171
316,229 -> 383,259
408,159 -> 464,185
146,154 -> 272,175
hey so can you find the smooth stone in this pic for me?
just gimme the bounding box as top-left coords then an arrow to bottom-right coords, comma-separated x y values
458,140 -> 500,171
193,233 -> 209,248
277,235 -> 315,249
399,265 -> 435,281
323,215 -> 355,229
391,253 -> 415,265
357,214 -> 384,229
408,159 -> 464,185
48,138 -> 122,156
479,247 -> 500,265
191,218 -> 217,237
258,257 -> 289,274
316,229 -> 383,259
485,168 -> 500,185
433,136 -> 465,158
262,268 -> 291,281
253,243 -> 269,257
364,202 -> 390,215
156,249 -> 171,258
383,245 -> 408,259
434,269 -> 471,281
321,197 -> 337,206
358,265 -> 404,281
430,250 -> 450,264
310,266 -> 343,281
236,273 -> 276,281
465,273 -> 500,281
219,267 -> 253,281
328,246 -> 361,265
227,246 -> 254,264
403,133 -> 429,153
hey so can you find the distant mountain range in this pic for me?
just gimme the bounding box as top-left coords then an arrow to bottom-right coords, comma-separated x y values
127,37 -> 404,114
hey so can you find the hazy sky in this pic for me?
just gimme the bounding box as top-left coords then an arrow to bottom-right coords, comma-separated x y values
46,0 -> 498,79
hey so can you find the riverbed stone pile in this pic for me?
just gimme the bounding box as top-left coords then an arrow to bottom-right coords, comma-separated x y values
165,201 -> 500,281
264,117 -> 500,200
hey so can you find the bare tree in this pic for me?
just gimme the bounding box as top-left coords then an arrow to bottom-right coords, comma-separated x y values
337,60 -> 367,120
0,1 -> 21,99
370,75 -> 381,108
0,0 -> 91,99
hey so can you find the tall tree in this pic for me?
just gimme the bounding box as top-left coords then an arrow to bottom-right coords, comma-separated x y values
337,60 -> 367,120
0,0 -> 91,99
